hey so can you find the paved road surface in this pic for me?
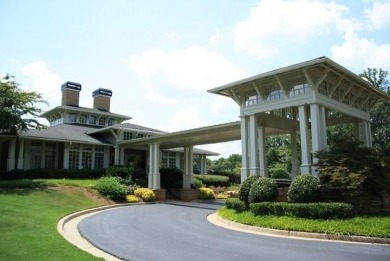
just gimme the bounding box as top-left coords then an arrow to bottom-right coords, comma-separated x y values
78,201 -> 390,261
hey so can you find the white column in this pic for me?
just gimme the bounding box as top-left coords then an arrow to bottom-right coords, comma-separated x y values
249,114 -> 259,175
188,146 -> 194,185
367,121 -> 372,147
240,116 -> 250,182
148,144 -> 154,189
298,105 -> 311,174
120,147 -> 125,165
290,131 -> 299,178
320,106 -> 328,148
63,143 -> 70,169
358,120 -> 371,147
175,152 -> 180,169
152,143 -> 160,189
114,146 -> 120,165
7,138 -> 16,171
183,146 -> 193,189
310,103 -> 325,178
258,124 -> 267,177
17,139 -> 25,169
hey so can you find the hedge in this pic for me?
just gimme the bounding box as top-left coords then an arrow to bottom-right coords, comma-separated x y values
0,168 -> 106,180
194,174 -> 229,187
249,202 -> 354,219
225,198 -> 247,212
160,167 -> 183,188
212,171 -> 241,184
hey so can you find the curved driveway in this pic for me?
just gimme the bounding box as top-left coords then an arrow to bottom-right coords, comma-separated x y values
79,202 -> 389,261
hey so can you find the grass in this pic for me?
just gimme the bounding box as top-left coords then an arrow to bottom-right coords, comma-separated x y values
0,179 -> 99,189
0,182 -> 106,261
218,207 -> 390,238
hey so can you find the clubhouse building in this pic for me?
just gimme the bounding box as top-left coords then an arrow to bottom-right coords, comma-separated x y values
1,57 -> 389,190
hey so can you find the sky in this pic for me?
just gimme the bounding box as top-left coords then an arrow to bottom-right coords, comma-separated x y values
1,0 -> 389,159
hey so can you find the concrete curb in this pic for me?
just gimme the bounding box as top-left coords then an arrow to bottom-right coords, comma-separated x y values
207,213 -> 390,245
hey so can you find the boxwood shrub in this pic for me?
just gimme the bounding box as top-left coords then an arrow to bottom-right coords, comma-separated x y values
194,174 -> 229,187
24,168 -> 106,179
225,198 -> 247,212
106,165 -> 134,179
238,175 -> 261,205
248,177 -> 278,203
249,202 -> 353,219
288,174 -> 320,203
96,176 -> 127,200
269,168 -> 290,179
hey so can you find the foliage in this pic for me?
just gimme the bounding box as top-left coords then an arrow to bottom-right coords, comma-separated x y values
105,165 -> 134,179
248,177 -> 278,203
193,174 -> 229,187
160,167 -> 183,188
269,168 -> 290,179
249,202 -> 354,219
216,193 -> 228,199
316,140 -> 390,196
225,198 -> 247,212
126,194 -> 139,203
287,174 -> 319,203
208,154 -> 241,174
360,68 -> 390,155
193,177 -> 204,188
266,135 -> 292,172
212,171 -> 241,184
218,208 -> 390,238
199,187 -> 215,200
238,175 -> 260,205
134,188 -> 156,202
13,168 -> 106,180
96,176 -> 127,200
0,75 -> 47,134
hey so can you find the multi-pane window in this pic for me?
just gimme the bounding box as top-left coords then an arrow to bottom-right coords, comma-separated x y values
161,152 -> 177,168
69,113 -> 77,123
98,117 -> 106,126
68,143 -> 105,170
30,141 -> 57,169
79,114 -> 87,124
108,119 -> 114,126
89,116 -> 97,125
123,132 -> 133,140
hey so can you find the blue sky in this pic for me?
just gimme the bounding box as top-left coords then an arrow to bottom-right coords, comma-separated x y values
1,0 -> 389,158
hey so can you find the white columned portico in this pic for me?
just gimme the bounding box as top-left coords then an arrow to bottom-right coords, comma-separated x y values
249,114 -> 259,175
310,103 -> 326,178
298,105 -> 311,174
17,139 -> 25,169
114,146 -> 120,165
7,138 -> 16,171
258,123 -> 267,177
183,146 -> 194,189
120,147 -> 125,165
148,143 -> 161,189
240,116 -> 250,181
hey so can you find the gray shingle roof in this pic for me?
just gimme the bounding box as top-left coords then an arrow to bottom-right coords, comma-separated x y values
41,105 -> 131,120
88,122 -> 166,135
20,124 -> 112,145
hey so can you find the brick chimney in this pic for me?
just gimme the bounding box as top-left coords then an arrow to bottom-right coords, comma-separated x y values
92,88 -> 112,112
61,81 -> 82,107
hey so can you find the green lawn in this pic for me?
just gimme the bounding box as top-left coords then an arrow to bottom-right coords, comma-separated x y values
218,207 -> 390,238
0,184 -> 105,261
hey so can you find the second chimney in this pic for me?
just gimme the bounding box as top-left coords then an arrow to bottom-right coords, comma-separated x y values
92,88 -> 112,112
61,81 -> 82,107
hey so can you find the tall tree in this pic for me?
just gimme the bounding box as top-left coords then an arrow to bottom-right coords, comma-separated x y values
360,68 -> 390,155
0,75 -> 46,135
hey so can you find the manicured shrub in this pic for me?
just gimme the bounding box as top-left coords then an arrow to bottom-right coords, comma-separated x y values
126,195 -> 139,203
96,176 -> 127,200
160,167 -> 183,188
212,171 -> 241,184
193,178 -> 204,188
194,174 -> 230,187
288,174 -> 320,203
248,177 -> 278,203
225,198 -> 247,212
0,169 -> 26,180
270,168 -> 290,179
134,188 -> 156,202
238,175 -> 261,205
106,165 -> 134,179
199,187 -> 215,200
249,202 -> 353,219
24,168 -> 105,179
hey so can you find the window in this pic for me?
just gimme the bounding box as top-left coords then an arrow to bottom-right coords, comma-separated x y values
68,150 -> 79,170
79,114 -> 87,124
94,146 -> 104,169
69,113 -> 77,123
68,143 -> 105,170
136,133 -> 144,139
98,117 -> 106,126
161,152 -> 176,168
30,141 -> 57,169
89,116 -> 97,125
124,132 -> 133,140
108,119 -> 114,126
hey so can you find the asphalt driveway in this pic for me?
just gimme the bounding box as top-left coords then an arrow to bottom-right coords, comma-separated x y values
78,201 -> 389,261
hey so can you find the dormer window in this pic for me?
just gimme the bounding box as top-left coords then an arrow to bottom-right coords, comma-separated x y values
108,119 -> 114,126
98,117 -> 106,126
69,113 -> 77,123
79,114 -> 87,124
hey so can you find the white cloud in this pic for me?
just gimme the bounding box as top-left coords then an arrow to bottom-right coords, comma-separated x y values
331,32 -> 390,72
365,1 -> 390,29
20,61 -> 62,109
234,0 -> 349,58
167,106 -> 208,132
209,29 -> 223,48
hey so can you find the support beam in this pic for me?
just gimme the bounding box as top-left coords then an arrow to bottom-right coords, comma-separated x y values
114,146 -> 120,165
148,143 -> 161,189
310,103 -> 324,178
